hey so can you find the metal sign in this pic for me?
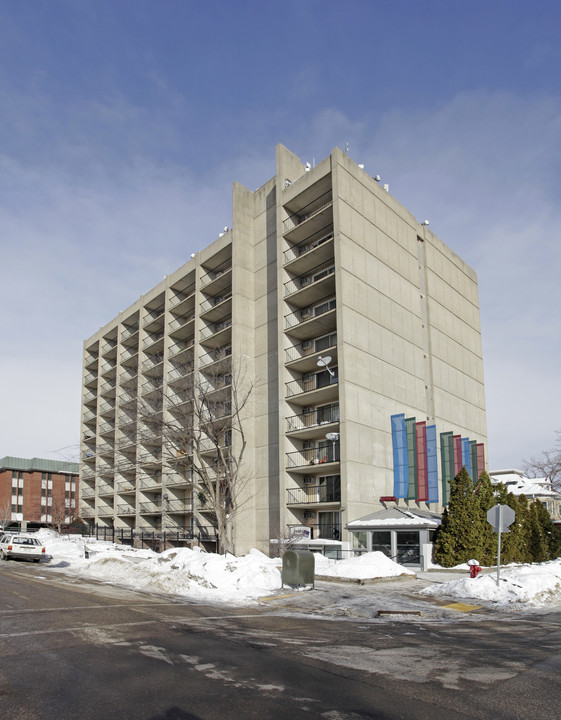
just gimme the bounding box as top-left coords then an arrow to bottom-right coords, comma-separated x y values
486,504 -> 516,587
487,504 -> 515,532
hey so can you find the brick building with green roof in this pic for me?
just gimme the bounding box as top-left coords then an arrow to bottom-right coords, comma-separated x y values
0,456 -> 79,531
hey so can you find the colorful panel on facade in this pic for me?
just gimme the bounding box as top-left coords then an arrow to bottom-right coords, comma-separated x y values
405,418 -> 417,500
470,440 -> 478,484
391,413 -> 408,499
461,438 -> 471,479
453,435 -> 463,475
440,431 -> 454,506
416,421 -> 428,502
426,424 -> 438,503
391,415 -> 485,507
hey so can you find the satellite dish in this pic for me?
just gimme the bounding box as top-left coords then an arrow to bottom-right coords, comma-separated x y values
326,432 -> 339,442
317,355 -> 332,367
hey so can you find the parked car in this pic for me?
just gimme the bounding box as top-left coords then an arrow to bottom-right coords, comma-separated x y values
0,533 -> 46,562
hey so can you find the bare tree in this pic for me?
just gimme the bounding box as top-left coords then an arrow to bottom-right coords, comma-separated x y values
0,501 -> 12,530
138,358 -> 254,555
523,430 -> 561,490
50,497 -> 76,534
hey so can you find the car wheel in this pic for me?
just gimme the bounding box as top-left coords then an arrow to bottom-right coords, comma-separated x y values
33,559 -> 40,563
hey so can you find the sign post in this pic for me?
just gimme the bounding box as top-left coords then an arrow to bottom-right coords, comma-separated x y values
486,504 -> 516,587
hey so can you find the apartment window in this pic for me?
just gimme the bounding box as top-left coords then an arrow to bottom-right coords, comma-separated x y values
314,332 -> 337,353
317,403 -> 339,425
313,297 -> 336,317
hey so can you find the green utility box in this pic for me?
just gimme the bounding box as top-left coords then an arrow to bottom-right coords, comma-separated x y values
281,550 -> 315,589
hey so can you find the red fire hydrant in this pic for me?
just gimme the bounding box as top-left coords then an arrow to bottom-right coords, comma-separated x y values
468,559 -> 482,578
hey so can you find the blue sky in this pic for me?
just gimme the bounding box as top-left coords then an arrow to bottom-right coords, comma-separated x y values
1,1 -> 560,471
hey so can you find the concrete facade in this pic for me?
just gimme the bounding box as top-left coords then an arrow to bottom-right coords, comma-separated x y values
80,145 -> 487,555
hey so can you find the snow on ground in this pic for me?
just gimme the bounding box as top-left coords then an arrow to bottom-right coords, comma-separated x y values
36,531 -> 411,603
37,531 -> 281,604
421,560 -> 561,607
314,551 -> 415,579
33,531 -> 561,609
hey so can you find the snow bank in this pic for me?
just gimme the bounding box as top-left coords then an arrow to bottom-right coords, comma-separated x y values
38,531 -> 281,604
37,533 -> 416,602
314,551 -> 415,579
421,559 -> 561,607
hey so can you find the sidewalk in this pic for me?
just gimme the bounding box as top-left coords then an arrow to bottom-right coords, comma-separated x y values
260,569 -> 492,621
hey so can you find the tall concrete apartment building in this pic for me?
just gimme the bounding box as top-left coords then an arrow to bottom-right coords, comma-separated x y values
80,145 -> 487,556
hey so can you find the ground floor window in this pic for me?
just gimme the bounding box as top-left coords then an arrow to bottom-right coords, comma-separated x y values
371,531 -> 392,557
353,531 -> 367,550
396,531 -> 420,564
318,511 -> 340,540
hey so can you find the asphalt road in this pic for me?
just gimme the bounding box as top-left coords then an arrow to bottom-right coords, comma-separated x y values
1,560 -> 561,720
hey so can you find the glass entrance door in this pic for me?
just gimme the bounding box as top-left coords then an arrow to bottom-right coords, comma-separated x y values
396,531 -> 420,565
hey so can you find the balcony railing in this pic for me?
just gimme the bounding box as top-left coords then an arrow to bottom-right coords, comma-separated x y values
139,477 -> 162,490
200,291 -> 232,313
286,483 -> 341,505
117,481 -> 136,493
288,522 -> 341,541
99,380 -> 117,395
169,341 -> 194,358
284,263 -> 335,297
199,345 -> 232,368
145,306 -> 165,322
141,378 -> 163,395
98,420 -> 115,435
121,325 -> 139,342
200,319 -> 232,340
283,231 -> 334,264
285,332 -> 337,364
285,371 -> 338,398
143,332 -> 165,350
286,405 -> 339,432
169,288 -> 195,308
200,262 -> 232,288
164,498 -> 194,513
116,504 -> 136,515
286,443 -> 340,469
169,314 -> 195,332
283,191 -> 332,233
285,297 -> 336,329
141,353 -> 164,371
139,501 -> 162,514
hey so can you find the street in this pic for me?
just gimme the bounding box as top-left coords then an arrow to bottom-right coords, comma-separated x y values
1,561 -> 561,720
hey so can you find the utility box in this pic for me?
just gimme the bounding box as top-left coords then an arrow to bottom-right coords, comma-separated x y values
281,550 -> 315,589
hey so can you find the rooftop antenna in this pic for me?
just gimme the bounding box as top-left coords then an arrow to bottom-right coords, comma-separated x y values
345,141 -> 349,153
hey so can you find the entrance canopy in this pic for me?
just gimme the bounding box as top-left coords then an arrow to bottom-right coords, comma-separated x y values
347,507 -> 441,567
347,507 -> 441,531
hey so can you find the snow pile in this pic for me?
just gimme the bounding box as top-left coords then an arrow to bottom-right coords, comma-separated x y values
38,531 -> 281,604
421,560 -> 561,607
314,551 -> 415,579
36,532 -> 419,602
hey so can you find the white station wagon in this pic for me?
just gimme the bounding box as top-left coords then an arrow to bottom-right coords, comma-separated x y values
0,533 -> 46,562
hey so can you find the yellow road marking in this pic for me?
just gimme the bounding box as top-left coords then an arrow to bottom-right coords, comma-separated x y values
442,602 -> 482,612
